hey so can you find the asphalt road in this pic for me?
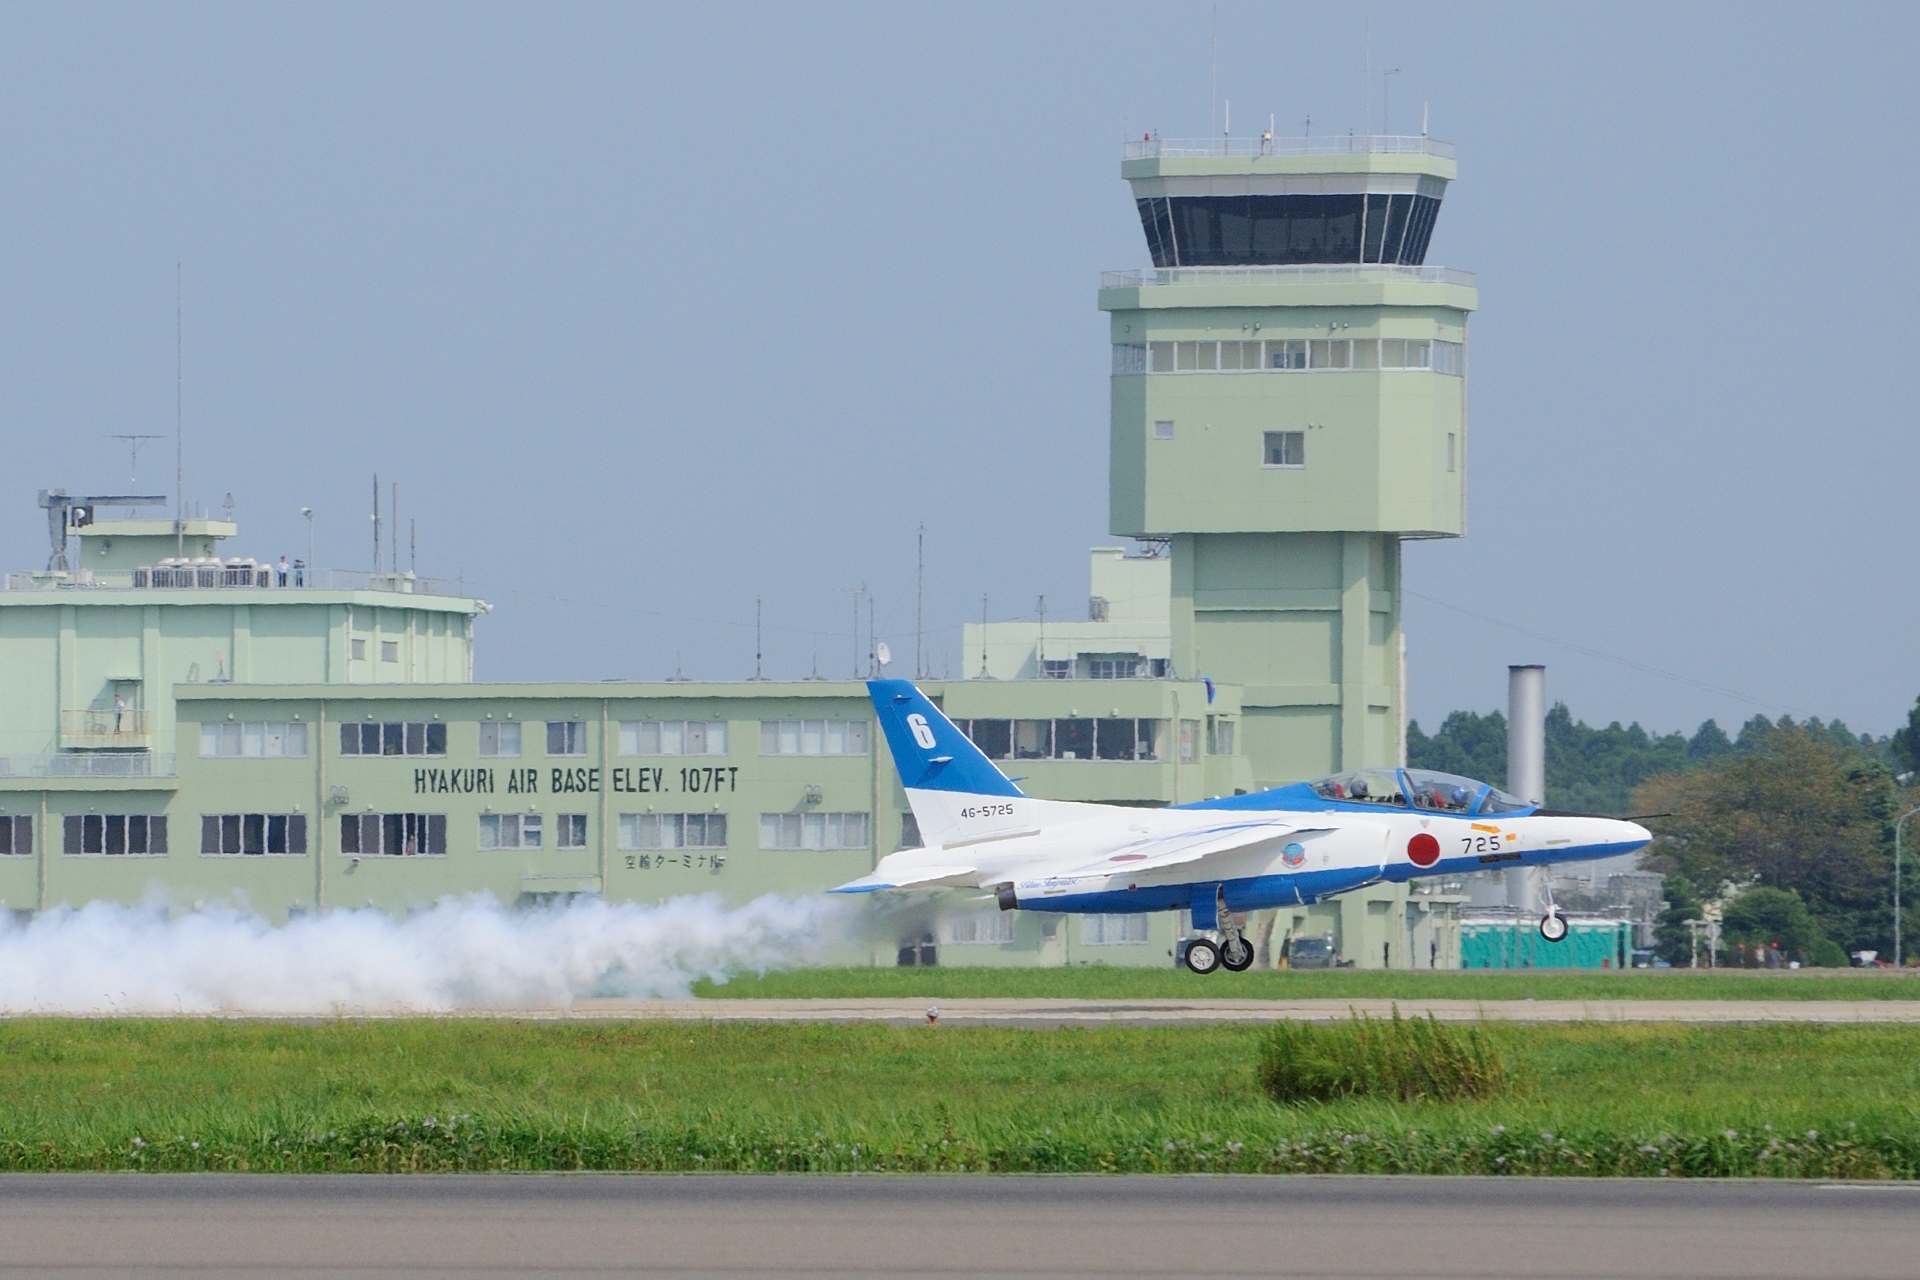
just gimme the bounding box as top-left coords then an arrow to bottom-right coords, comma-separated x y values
2,1174 -> 1917,1278
536,996 -> 1920,1026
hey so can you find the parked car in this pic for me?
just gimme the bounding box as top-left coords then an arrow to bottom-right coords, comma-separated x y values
1285,934 -> 1339,969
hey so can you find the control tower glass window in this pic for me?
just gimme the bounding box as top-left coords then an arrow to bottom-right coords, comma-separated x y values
1135,194 -> 1441,267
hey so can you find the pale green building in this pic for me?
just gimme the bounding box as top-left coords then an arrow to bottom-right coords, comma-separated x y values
0,133 -> 1482,971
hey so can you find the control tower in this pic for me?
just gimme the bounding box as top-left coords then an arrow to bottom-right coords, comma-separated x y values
1101,135 -> 1477,787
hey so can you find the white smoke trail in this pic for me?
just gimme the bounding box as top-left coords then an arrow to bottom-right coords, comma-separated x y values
0,893 -> 847,1015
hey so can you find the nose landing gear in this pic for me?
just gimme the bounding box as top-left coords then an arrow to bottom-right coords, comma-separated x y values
1537,879 -> 1570,942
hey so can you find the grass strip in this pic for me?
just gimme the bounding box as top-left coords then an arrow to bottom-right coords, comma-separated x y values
0,1019 -> 1916,1176
692,966 -> 1920,1002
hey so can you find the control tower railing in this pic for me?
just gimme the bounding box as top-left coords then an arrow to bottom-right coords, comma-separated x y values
1101,264 -> 1476,289
1125,134 -> 1454,160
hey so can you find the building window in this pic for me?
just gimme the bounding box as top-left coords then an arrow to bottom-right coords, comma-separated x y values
350,637 -> 367,661
341,812 -> 447,856
957,719 -> 1164,762
1207,716 -> 1237,756
1111,343 -> 1146,375
340,721 -> 447,756
622,721 -> 728,756
201,721 -> 308,758
478,720 -> 522,757
546,721 -> 587,756
380,640 -> 400,663
759,720 -> 869,756
1152,419 -> 1174,441
943,911 -> 1017,944
555,814 -> 588,849
760,812 -> 869,850
1447,432 -> 1457,472
1040,660 -> 1073,680
63,814 -> 168,856
898,812 -> 922,850
1141,336 -> 1462,376
1264,431 -> 1305,468
1179,719 -> 1200,763
478,813 -> 543,849
200,813 -> 306,856
1082,914 -> 1150,944
1087,654 -> 1146,680
620,813 -> 727,849
0,815 -> 30,855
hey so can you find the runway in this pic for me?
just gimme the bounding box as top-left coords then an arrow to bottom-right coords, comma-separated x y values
3,1174 -> 1917,1278
527,996 -> 1920,1026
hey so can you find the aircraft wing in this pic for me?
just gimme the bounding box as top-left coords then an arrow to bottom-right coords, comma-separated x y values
830,864 -> 979,893
1057,820 -> 1333,879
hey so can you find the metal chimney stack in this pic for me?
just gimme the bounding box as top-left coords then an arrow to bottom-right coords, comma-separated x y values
1506,664 -> 1546,911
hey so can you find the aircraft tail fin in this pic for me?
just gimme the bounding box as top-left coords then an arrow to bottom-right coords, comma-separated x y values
868,680 -> 1039,852
867,679 -> 1023,798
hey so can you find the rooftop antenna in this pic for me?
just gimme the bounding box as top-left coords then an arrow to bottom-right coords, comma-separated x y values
867,593 -> 877,678
1224,98 -> 1230,143
753,596 -> 765,680
371,474 -> 381,572
1037,594 -> 1047,677
914,524 -> 925,679
1209,4 -> 1217,137
977,594 -> 991,679
174,262 -> 184,560
390,481 -> 399,574
1363,3 -> 1372,143
111,435 -> 164,493
1381,67 -> 1400,135
1421,101 -> 1430,137
410,518 -> 417,574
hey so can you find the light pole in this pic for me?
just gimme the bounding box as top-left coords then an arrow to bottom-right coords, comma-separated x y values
1894,777 -> 1918,969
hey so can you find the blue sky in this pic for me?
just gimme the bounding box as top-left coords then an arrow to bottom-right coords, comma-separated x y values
2,2 -> 1914,735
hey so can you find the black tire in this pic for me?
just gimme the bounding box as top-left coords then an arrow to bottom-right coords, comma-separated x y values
1184,938 -> 1222,975
1221,937 -> 1255,972
1539,911 -> 1570,943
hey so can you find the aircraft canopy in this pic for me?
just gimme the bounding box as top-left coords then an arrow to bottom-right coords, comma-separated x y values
1309,768 -> 1532,816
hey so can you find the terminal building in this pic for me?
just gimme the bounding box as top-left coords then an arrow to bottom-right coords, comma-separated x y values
0,134 -> 1481,969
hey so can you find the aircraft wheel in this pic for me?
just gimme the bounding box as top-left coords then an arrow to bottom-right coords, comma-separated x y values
1184,938 -> 1222,975
1539,910 -> 1569,943
1221,937 -> 1255,972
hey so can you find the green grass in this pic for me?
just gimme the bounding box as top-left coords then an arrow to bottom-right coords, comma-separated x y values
1,1018 -> 1919,1176
692,965 -> 1920,1001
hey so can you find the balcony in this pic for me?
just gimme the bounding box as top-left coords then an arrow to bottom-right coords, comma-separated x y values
1100,264 -> 1475,290
0,752 -> 175,779
60,708 -> 150,750
1124,134 -> 1453,161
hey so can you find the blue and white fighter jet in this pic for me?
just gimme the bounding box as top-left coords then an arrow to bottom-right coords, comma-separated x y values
834,680 -> 1652,974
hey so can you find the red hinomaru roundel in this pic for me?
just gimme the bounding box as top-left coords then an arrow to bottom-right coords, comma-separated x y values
1407,832 -> 1441,868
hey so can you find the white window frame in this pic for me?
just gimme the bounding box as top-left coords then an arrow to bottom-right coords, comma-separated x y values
619,720 -> 729,757
478,720 -> 522,758
619,812 -> 728,850
1263,430 -> 1305,468
555,814 -> 588,849
758,720 -> 869,757
546,721 -> 587,756
1081,913 -> 1151,944
759,811 -> 870,850
479,813 -> 543,849
201,721 -> 308,758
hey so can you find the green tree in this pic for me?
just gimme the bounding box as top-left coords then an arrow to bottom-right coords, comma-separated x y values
1653,873 -> 1703,966
1893,695 -> 1920,775
1635,726 -> 1895,955
1718,885 -> 1843,967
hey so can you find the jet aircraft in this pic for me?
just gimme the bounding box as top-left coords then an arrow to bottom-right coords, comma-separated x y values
835,680 -> 1652,974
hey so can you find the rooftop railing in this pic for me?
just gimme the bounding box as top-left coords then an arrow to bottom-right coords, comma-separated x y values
0,752 -> 175,779
1100,264 -> 1476,289
1125,134 -> 1454,161
5,568 -> 464,596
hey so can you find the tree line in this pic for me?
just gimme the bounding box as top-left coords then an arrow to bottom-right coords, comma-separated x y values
1408,697 -> 1920,965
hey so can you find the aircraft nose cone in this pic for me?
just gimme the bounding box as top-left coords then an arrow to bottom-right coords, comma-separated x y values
1610,819 -> 1652,849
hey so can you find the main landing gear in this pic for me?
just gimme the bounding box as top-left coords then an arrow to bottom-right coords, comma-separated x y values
1184,904 -> 1255,975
